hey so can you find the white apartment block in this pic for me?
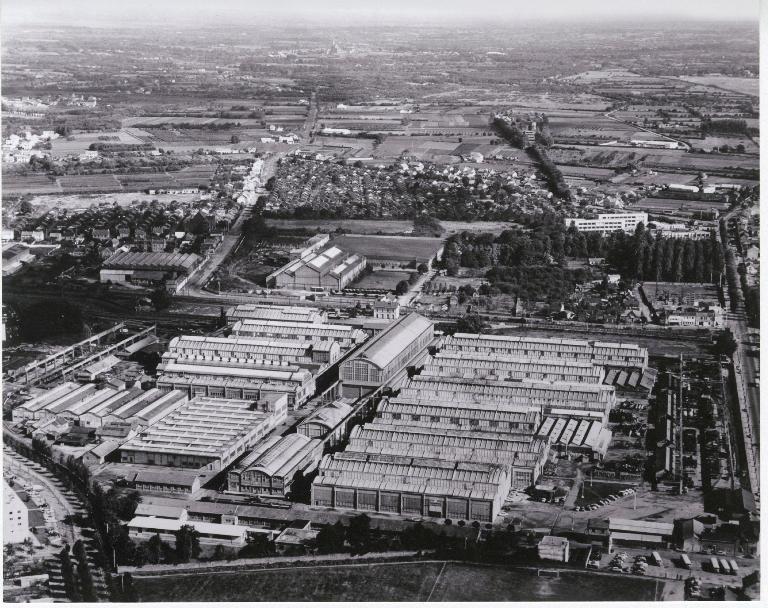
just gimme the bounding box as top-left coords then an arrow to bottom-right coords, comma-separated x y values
565,212 -> 649,234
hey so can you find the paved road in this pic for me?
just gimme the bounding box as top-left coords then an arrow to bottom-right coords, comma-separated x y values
719,206 -> 759,497
3,446 -> 86,546
185,152 -> 286,296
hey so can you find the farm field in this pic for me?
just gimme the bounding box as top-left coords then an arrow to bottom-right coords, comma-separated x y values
677,76 -> 759,97
633,197 -> 730,213
27,192 -> 201,213
132,562 -> 667,602
50,129 -> 148,156
2,173 -> 61,195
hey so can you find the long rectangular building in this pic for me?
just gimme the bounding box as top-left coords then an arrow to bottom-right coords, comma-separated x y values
439,334 -> 648,369
340,313 -> 434,398
377,396 -> 541,433
347,423 -> 547,488
401,376 -> 616,423
226,304 -> 328,325
100,251 -> 203,293
155,357 -> 316,408
119,395 -> 287,472
422,352 -> 605,384
312,451 -> 509,523
232,319 -> 367,351
165,335 -> 341,369
227,433 -> 323,497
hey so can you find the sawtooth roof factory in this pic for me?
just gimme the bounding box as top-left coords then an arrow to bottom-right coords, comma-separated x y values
312,331 -> 650,523
119,395 -> 287,472
266,245 -> 366,290
100,251 -> 203,293
226,303 -> 328,325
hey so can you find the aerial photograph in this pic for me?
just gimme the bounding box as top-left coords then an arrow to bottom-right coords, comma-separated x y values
0,0 -> 761,603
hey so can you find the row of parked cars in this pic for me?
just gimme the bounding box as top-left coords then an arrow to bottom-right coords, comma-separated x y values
574,488 -> 635,512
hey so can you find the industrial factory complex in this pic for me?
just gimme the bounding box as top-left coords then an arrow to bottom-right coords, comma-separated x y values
7,308 -> 654,529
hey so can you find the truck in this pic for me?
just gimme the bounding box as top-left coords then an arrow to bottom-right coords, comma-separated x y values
680,553 -> 692,569
651,551 -> 663,567
719,558 -> 732,575
728,559 -> 739,575
709,557 -> 720,573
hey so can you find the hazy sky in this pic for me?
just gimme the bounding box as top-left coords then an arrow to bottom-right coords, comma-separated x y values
2,0 -> 760,27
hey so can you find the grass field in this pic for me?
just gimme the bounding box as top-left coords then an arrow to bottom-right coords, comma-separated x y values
331,234 -> 444,262
265,218 -> 415,234
352,270 -> 412,291
133,561 -> 444,602
677,76 -> 759,97
132,561 -> 664,602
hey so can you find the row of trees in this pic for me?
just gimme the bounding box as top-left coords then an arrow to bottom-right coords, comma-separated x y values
701,118 -> 749,135
491,116 -> 525,148
528,144 -> 572,201
441,220 -> 723,285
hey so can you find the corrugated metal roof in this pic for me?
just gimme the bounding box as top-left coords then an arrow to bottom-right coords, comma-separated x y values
352,313 -> 433,370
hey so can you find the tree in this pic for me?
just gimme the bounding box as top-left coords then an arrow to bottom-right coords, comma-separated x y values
73,540 -> 97,601
417,263 -> 429,274
211,544 -> 235,561
395,280 -> 410,296
230,134 -> 241,144
346,514 -> 372,554
455,313 -> 486,334
316,521 -> 346,554
59,546 -> 81,602
19,199 -> 32,214
174,525 -> 201,563
237,534 -> 274,558
150,288 -> 172,312
146,534 -> 163,564
714,330 -> 737,357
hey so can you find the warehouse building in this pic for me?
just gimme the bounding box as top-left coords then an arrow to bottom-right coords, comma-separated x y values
422,352 -> 605,384
130,470 -> 206,495
401,376 -> 616,423
227,433 -> 323,497
127,515 -> 248,547
232,319 -> 367,352
535,417 -> 612,461
156,374 -> 308,408
439,334 -> 648,369
100,251 -> 203,293
297,400 -> 354,446
13,382 -> 95,422
226,304 -> 328,325
267,245 -> 366,290
155,359 -> 315,408
347,423 -> 547,489
165,335 -> 340,370
119,395 -> 288,472
101,389 -> 188,428
312,452 -> 509,522
606,518 -> 674,550
339,313 -> 434,398
376,396 -> 541,434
